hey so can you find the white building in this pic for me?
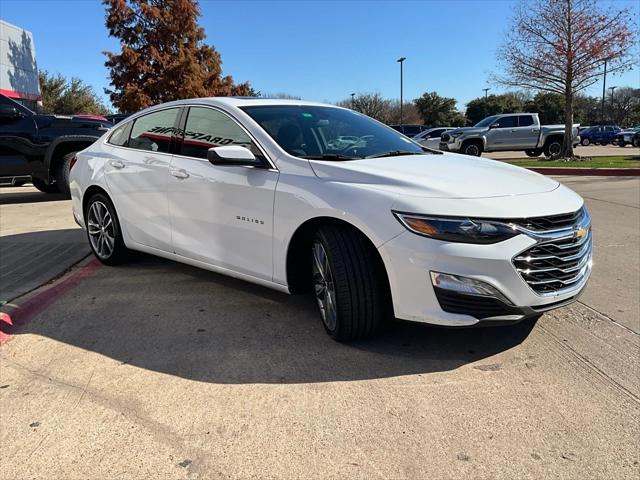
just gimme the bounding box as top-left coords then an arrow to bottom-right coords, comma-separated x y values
0,19 -> 41,110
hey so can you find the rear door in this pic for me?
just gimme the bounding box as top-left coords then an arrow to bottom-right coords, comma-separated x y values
515,115 -> 540,148
168,106 -> 279,281
104,107 -> 180,252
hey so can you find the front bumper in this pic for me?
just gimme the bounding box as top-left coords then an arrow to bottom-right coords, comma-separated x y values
378,230 -> 591,326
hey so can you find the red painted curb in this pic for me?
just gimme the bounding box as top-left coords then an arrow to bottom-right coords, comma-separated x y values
527,167 -> 640,176
0,258 -> 102,344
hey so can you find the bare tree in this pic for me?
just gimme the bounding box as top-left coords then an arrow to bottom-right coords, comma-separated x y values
495,0 -> 636,157
337,92 -> 391,122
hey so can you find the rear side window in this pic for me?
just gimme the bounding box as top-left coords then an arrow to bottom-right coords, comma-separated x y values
107,121 -> 132,146
518,115 -> 534,127
178,106 -> 261,160
129,108 -> 180,153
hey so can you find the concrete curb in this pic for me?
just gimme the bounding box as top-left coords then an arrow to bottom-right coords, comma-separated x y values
527,167 -> 640,176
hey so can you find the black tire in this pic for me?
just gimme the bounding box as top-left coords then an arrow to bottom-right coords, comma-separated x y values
31,177 -> 60,194
525,149 -> 543,157
84,193 -> 130,265
543,138 -> 563,159
460,140 -> 483,157
600,141 -> 609,146
54,151 -> 77,196
312,225 -> 390,341
618,142 -> 627,147
581,138 -> 590,146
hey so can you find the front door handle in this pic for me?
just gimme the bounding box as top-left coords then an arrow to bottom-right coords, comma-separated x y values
170,168 -> 189,179
110,160 -> 125,169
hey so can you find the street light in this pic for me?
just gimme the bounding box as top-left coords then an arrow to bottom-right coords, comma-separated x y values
482,87 -> 490,99
600,58 -> 608,126
397,57 -> 406,126
350,92 -> 355,108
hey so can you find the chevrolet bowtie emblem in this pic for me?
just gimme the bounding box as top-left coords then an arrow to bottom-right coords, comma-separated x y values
575,227 -> 587,239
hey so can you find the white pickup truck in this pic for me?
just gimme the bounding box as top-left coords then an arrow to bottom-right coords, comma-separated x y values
439,113 -> 579,159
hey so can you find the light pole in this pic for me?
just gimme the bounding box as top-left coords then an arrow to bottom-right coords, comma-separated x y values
482,88 -> 490,99
600,58 -> 608,126
397,57 -> 406,126
608,86 -> 617,124
350,92 -> 355,108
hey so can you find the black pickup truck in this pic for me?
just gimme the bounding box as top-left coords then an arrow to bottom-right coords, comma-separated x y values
0,94 -> 112,194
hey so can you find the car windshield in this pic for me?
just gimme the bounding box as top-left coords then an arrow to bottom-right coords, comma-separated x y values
474,115 -> 500,127
240,105 -> 427,160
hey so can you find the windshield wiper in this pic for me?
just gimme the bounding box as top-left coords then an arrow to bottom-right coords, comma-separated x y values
300,154 -> 361,160
365,150 -> 423,159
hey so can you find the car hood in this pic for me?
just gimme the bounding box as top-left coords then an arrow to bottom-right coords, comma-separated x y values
308,152 -> 560,199
447,126 -> 486,136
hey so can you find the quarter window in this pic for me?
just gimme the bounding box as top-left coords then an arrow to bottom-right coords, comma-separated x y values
107,121 -> 132,147
129,108 -> 180,153
178,107 -> 262,160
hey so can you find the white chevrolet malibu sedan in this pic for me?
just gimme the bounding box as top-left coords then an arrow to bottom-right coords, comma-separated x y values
70,98 -> 592,341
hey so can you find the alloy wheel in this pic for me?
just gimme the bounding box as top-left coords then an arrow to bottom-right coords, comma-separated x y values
87,200 -> 115,259
312,240 -> 337,331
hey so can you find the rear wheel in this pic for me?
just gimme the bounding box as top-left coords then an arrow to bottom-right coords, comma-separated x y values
32,177 -> 60,194
581,138 -> 590,146
312,225 -> 390,341
544,138 -> 563,159
525,149 -> 542,157
460,140 -> 483,157
54,151 -> 78,196
618,141 -> 627,147
85,193 -> 130,265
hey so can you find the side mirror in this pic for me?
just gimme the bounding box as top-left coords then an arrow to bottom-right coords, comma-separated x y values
489,122 -> 500,129
207,145 -> 263,167
0,105 -> 23,121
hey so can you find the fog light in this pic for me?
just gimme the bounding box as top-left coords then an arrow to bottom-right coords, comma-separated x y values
430,272 -> 513,305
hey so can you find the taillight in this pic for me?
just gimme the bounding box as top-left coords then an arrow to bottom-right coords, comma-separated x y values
69,155 -> 78,170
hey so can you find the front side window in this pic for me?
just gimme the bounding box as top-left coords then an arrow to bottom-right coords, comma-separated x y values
494,116 -> 518,128
107,121 -> 132,146
178,107 -> 262,160
241,105 -> 425,160
129,108 -> 179,153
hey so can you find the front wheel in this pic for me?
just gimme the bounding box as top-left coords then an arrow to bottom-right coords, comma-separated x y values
460,141 -> 483,157
525,149 -> 543,157
31,177 -> 60,194
85,193 -> 130,265
312,225 -> 390,341
581,138 -> 590,146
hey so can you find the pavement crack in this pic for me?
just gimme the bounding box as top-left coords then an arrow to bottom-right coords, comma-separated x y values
577,300 -> 639,336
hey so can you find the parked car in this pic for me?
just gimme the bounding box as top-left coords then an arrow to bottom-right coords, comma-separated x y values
440,113 -> 579,159
71,98 -> 592,341
0,93 -> 111,194
106,113 -> 131,124
73,114 -> 110,123
579,125 -> 621,146
613,126 -> 640,147
390,124 -> 429,137
413,127 -> 455,149
633,131 -> 640,148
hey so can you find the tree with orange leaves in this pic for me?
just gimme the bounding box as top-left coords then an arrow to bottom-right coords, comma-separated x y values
495,0 -> 636,157
103,0 -> 250,113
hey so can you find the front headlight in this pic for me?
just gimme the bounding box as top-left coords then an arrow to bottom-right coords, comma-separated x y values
393,212 -> 518,244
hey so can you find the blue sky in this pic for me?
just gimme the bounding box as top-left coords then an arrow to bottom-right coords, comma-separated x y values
2,0 -> 638,110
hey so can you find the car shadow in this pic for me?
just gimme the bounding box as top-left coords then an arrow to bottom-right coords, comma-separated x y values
0,188 -> 69,205
4,246 -> 537,385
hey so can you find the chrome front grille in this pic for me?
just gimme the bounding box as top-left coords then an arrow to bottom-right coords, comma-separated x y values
512,208 -> 592,295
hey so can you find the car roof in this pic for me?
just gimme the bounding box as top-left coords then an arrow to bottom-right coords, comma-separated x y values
185,97 -> 333,108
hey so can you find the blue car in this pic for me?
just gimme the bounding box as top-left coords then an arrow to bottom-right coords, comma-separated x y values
579,125 -> 621,146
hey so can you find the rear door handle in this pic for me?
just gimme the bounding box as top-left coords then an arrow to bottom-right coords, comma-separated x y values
170,168 -> 189,179
110,160 -> 125,169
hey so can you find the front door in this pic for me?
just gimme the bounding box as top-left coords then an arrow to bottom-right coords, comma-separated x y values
484,115 -> 518,150
104,107 -> 180,252
168,106 -> 279,281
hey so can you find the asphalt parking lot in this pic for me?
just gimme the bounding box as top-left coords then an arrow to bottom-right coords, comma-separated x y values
485,144 -> 639,159
1,176 -> 638,479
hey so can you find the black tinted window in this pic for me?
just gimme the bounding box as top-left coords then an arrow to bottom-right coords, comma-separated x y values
518,115 -> 534,127
178,107 -> 260,160
129,108 -> 179,153
403,126 -> 421,135
107,121 -> 132,146
495,116 -> 518,128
